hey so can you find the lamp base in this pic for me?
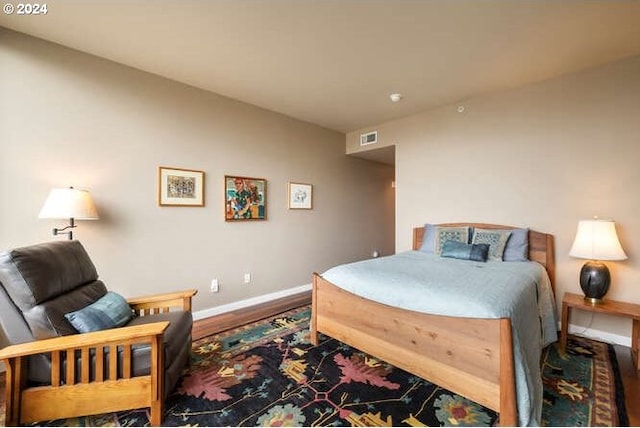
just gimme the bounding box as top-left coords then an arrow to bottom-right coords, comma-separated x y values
579,261 -> 610,304
583,296 -> 604,305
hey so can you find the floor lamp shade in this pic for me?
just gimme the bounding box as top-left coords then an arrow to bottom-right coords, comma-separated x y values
569,219 -> 627,302
39,187 -> 99,239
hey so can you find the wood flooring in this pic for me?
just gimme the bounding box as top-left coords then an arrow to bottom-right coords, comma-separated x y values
615,344 -> 640,425
191,291 -> 312,340
1,291 -> 638,426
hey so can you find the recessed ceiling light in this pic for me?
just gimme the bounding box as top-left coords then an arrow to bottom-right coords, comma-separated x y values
389,93 -> 403,103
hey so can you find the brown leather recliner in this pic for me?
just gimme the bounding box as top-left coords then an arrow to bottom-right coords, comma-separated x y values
0,240 -> 197,425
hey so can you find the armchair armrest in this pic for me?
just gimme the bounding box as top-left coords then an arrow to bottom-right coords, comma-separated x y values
0,322 -> 169,360
128,288 -> 197,315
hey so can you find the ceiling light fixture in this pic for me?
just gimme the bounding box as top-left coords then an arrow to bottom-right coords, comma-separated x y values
389,93 -> 403,103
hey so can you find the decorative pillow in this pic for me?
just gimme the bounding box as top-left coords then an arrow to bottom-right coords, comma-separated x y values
419,224 -> 471,254
418,223 -> 436,253
434,226 -> 470,255
65,291 -> 133,333
440,240 -> 489,262
472,228 -> 512,261
503,228 -> 529,261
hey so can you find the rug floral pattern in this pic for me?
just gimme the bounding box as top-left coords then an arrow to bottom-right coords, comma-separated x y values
29,306 -> 626,427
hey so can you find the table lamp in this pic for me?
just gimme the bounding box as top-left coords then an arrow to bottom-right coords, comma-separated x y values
38,187 -> 99,240
569,218 -> 627,304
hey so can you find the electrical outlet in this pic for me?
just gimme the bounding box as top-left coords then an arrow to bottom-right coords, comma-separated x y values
243,273 -> 251,284
210,279 -> 219,293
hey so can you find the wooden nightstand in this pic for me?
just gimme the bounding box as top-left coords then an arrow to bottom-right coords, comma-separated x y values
561,291 -> 640,371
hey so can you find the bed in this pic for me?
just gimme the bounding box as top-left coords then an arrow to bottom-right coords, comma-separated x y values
310,223 -> 556,427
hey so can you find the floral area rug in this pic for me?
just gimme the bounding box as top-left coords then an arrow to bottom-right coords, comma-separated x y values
29,306 -> 627,426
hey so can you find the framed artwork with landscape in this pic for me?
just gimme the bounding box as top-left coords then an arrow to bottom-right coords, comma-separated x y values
288,182 -> 313,210
225,175 -> 267,221
158,166 -> 205,207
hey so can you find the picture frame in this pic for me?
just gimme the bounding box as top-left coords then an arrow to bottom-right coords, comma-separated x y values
225,175 -> 267,221
288,182 -> 313,210
158,166 -> 205,207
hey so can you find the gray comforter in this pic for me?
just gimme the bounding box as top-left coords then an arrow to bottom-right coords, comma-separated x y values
322,250 -> 558,426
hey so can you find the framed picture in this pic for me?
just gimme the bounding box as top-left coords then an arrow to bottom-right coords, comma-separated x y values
158,166 -> 205,207
288,182 -> 313,210
225,175 -> 267,221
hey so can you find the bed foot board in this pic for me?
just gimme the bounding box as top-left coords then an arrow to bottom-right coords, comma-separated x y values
313,273 -> 520,426
310,273 -> 320,346
499,318 -> 517,426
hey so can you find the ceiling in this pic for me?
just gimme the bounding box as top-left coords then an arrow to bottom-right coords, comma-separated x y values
2,1 -> 640,134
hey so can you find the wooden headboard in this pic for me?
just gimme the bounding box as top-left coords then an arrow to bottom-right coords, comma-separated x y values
412,223 -> 555,291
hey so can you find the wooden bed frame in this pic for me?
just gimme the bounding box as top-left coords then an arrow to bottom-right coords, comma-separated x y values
311,223 -> 555,426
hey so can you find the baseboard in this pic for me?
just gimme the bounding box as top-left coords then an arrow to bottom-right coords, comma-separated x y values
567,323 -> 631,347
192,283 -> 312,321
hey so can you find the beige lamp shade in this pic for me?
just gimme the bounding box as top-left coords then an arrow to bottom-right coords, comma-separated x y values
38,187 -> 99,220
569,219 -> 627,261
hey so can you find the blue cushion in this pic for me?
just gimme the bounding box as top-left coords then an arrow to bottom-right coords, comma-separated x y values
503,228 -> 529,261
65,291 -> 133,333
440,240 -> 489,262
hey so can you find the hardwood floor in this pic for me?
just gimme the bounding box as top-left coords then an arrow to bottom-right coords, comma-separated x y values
1,292 -> 638,426
191,290 -> 312,340
615,344 -> 640,425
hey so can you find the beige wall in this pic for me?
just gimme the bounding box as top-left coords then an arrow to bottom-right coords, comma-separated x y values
0,28 -> 395,312
348,55 -> 640,343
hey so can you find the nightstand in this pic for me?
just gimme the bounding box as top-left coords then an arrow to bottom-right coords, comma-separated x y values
560,291 -> 640,371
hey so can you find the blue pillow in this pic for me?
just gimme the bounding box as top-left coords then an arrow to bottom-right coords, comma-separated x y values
503,228 -> 529,261
65,291 -> 133,333
440,240 -> 489,262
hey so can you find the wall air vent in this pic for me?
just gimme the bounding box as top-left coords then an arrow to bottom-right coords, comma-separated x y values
360,131 -> 378,146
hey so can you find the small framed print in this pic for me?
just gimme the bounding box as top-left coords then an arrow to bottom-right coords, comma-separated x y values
288,182 -> 313,210
225,175 -> 267,221
158,166 -> 205,207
